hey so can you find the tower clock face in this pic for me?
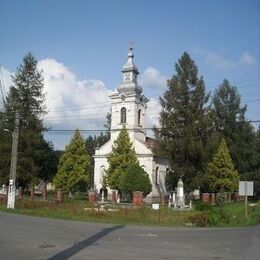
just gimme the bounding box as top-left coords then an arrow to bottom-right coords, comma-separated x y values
124,73 -> 131,81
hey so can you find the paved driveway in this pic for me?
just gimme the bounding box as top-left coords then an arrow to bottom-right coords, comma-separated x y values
0,212 -> 259,259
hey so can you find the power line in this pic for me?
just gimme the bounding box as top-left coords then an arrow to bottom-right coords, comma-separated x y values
241,99 -> 260,104
44,120 -> 260,133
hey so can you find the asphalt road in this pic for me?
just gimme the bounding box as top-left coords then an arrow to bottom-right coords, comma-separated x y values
0,212 -> 259,260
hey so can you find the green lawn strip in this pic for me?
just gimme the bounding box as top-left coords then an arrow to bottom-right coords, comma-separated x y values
0,199 -> 259,227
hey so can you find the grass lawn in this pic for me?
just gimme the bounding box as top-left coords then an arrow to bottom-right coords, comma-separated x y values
0,197 -> 259,227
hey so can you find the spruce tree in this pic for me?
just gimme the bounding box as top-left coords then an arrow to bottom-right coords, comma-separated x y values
206,139 -> 239,193
53,129 -> 90,196
156,52 -> 213,191
0,111 -> 12,184
212,79 -> 259,173
0,53 -> 57,187
106,125 -> 138,191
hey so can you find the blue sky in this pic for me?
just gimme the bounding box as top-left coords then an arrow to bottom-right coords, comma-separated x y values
0,0 -> 259,149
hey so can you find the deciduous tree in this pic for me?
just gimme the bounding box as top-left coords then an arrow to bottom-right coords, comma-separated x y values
120,163 -> 152,197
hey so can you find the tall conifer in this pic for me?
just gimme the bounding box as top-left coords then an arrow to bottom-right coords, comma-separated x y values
206,139 -> 239,192
106,125 -> 138,191
0,53 -> 56,187
54,129 -> 90,196
156,52 -> 213,191
212,79 -> 259,173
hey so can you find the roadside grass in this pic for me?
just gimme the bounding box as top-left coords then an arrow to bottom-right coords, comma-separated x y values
194,200 -> 260,226
0,197 -> 259,227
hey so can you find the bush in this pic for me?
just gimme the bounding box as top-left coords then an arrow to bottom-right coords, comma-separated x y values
194,201 -> 212,211
215,192 -> 226,206
120,163 -> 152,197
187,212 -> 209,227
207,209 -> 223,226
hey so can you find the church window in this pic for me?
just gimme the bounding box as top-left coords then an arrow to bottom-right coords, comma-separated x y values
121,107 -> 126,124
100,166 -> 105,184
138,109 -> 141,125
155,166 -> 159,185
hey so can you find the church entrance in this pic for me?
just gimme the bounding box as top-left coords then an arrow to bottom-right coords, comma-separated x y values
99,187 -> 108,200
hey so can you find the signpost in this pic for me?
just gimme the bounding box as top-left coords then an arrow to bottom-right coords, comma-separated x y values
239,181 -> 254,220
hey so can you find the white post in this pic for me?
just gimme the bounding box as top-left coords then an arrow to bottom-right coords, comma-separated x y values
177,178 -> 184,208
168,193 -> 172,208
245,181 -> 248,220
101,190 -> 104,203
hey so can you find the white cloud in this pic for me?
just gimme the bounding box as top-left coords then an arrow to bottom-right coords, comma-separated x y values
145,97 -> 161,137
38,58 -> 112,126
1,59 -> 163,148
205,51 -> 236,70
137,67 -> 165,137
192,46 -> 257,70
37,58 -> 113,149
140,67 -> 167,92
239,52 -> 256,66
0,66 -> 13,108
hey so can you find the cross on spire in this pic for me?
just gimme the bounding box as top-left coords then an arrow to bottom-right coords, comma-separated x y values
129,41 -> 134,50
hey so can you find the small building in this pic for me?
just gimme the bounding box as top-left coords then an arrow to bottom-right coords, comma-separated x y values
93,47 -> 169,203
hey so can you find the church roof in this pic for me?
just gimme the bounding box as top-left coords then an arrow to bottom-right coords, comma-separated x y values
122,47 -> 139,73
117,47 -> 143,95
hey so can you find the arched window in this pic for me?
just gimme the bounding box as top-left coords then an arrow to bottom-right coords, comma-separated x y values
138,109 -> 141,125
100,166 -> 105,184
121,107 -> 126,124
155,166 -> 159,185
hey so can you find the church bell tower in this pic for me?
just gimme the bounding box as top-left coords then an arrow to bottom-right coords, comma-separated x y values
110,47 -> 149,143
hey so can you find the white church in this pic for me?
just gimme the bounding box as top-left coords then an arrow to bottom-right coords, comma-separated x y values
93,47 -> 169,202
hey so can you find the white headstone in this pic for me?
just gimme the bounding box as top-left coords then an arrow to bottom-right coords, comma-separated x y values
152,203 -> 160,210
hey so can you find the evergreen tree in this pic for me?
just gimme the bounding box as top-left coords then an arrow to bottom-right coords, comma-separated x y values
37,140 -> 60,182
156,52 -> 214,191
106,125 -> 138,191
120,163 -> 152,197
212,79 -> 259,173
0,111 -> 12,184
206,139 -> 239,193
104,111 -> 111,139
0,53 -> 57,187
53,129 -> 90,196
240,128 -> 260,196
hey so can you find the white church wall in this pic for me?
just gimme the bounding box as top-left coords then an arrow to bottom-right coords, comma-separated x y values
95,140 -> 112,156
93,157 -> 109,192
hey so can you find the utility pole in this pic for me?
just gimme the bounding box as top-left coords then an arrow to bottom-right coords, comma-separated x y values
7,111 -> 20,209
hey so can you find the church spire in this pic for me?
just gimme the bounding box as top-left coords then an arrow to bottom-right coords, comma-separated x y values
117,46 -> 142,95
122,46 -> 139,74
